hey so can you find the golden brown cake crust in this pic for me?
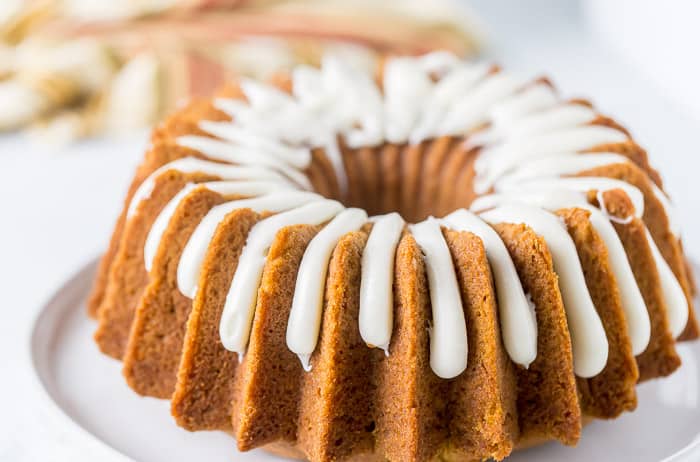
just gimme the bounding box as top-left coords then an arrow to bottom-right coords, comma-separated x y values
87,66 -> 700,462
442,229 -> 518,461
373,233 -> 445,462
556,207 -> 639,418
87,96 -> 233,318
171,208 -> 260,431
579,162 -> 698,340
122,187 -> 226,397
598,190 -> 682,381
233,224 -> 320,451
94,170 -> 215,359
494,223 -> 582,447
296,230 -> 382,461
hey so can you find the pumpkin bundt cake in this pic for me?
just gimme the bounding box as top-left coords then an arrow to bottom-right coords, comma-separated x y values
89,52 -> 698,461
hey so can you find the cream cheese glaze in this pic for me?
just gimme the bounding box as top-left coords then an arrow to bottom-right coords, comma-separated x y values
287,208 -> 369,371
443,209 -> 538,368
120,51 -> 688,379
143,181 -> 296,272
220,200 -> 345,356
410,218 -> 469,379
470,190 -> 652,355
177,190 -> 324,299
480,204 -> 610,378
358,212 -> 406,353
127,157 -> 294,218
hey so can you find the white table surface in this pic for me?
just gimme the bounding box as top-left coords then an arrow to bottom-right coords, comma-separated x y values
2,1 -> 699,460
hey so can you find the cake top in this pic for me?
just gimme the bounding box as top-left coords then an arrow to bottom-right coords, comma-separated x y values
130,52 -> 689,380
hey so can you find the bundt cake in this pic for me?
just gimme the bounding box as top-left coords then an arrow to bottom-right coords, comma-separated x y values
88,51 -> 698,461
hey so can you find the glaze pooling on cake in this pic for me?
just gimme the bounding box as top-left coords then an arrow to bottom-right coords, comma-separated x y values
89,51 -> 698,461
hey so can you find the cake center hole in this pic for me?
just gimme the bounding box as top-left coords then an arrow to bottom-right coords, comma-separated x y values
328,141 -> 476,222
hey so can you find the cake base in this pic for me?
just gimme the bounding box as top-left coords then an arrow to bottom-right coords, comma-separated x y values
261,418 -> 595,461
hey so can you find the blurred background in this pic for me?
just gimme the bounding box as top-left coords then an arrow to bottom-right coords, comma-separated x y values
1,0 -> 699,458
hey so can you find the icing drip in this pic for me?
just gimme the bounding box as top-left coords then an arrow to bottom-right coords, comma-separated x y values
410,218 -> 469,379
488,84 -> 559,128
127,157 -> 293,218
383,57 -> 434,144
471,191 -> 651,356
136,51 -> 688,380
646,228 -> 689,338
219,200 -> 344,355
287,208 -> 369,371
144,181 -> 294,273
199,120 -> 311,168
495,152 -> 629,187
496,176 -> 646,220
443,209 -> 538,367
212,55 -> 396,195
474,126 -> 628,193
177,190 -> 323,299
651,183 -> 680,237
144,183 -> 198,273
410,63 -> 491,144
440,73 -> 524,137
359,212 -> 405,353
176,136 -> 313,190
496,104 -> 597,139
480,204 -> 609,378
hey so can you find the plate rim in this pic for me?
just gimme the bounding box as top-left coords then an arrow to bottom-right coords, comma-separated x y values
28,258 -> 133,462
28,257 -> 700,462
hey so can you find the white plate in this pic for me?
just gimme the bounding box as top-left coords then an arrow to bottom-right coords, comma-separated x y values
30,259 -> 700,462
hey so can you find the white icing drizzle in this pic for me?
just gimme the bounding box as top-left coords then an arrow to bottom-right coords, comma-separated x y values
480,204 -> 609,378
587,209 -> 651,354
410,63 -> 491,144
154,51 -> 690,380
219,200 -> 344,356
144,183 -> 198,273
466,84 -> 557,147
127,157 -> 293,218
358,212 -> 405,353
499,104 -> 597,139
176,136 -> 312,190
177,190 -> 323,299
651,183 -> 680,237
496,176 -> 646,221
443,209 -> 538,367
199,120 -> 311,168
287,208 -> 368,370
496,152 -> 680,237
410,218 -> 469,379
440,73 -> 524,137
496,152 -> 629,187
474,126 -> 628,193
470,191 -> 651,356
211,55 -> 396,195
646,227 -> 689,338
384,57 -> 434,144
144,181 -> 292,273
491,84 -> 559,127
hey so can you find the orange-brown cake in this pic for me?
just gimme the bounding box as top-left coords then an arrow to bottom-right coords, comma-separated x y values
89,52 -> 697,461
